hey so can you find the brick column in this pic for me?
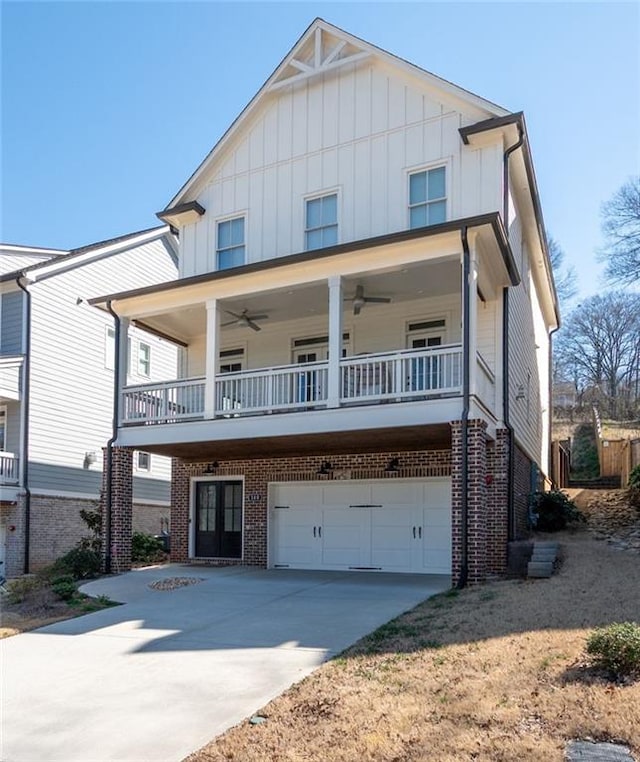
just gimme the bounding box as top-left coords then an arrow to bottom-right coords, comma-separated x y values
451,419 -> 488,586
170,458 -> 190,562
486,428 -> 510,575
100,447 -> 133,573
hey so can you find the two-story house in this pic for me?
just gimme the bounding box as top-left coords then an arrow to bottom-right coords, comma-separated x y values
0,227 -> 179,577
91,20 -> 558,585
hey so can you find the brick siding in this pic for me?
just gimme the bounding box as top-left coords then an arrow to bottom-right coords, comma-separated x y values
514,443 -> 533,538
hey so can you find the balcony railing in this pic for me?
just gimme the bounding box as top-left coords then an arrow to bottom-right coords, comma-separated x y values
121,345 -> 463,426
0,452 -> 19,485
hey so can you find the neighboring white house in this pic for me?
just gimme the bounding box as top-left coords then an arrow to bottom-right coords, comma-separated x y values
0,226 -> 179,576
90,19 -> 558,584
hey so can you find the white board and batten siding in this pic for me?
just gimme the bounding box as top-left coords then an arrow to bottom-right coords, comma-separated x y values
270,478 -> 452,575
27,238 -> 178,502
179,60 -> 504,278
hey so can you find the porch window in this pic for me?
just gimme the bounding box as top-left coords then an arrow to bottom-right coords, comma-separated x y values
409,167 -> 446,228
138,342 -> 151,377
217,217 -> 245,270
305,193 -> 338,250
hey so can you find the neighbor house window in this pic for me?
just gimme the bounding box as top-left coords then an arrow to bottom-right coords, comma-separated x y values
305,193 -> 338,250
216,217 -> 245,270
136,451 -> 151,471
409,167 -> 446,228
0,406 -> 6,452
138,342 -> 151,377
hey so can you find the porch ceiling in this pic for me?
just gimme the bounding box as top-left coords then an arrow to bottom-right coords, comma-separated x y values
135,259 -> 461,343
139,423 -> 452,461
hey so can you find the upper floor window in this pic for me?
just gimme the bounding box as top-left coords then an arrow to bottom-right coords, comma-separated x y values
0,406 -> 6,452
409,167 -> 446,228
305,193 -> 338,250
138,342 -> 151,376
217,217 -> 245,270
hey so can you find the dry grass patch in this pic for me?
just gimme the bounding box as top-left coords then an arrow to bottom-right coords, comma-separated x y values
186,533 -> 640,762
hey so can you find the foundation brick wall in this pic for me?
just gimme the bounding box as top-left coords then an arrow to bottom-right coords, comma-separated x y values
1,498 -> 25,578
485,428 -> 510,575
170,449 -> 452,567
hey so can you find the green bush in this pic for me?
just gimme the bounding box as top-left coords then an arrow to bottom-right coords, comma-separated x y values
131,532 -> 165,564
47,547 -> 101,580
628,465 -> 640,489
586,622 -> 640,678
529,490 -> 585,532
51,575 -> 78,602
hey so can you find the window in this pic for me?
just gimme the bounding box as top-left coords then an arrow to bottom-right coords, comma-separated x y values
305,193 -> 338,250
136,451 -> 151,471
219,348 -> 244,374
0,406 -> 6,452
105,328 -> 115,370
138,342 -> 151,377
216,217 -> 245,270
409,167 -> 446,228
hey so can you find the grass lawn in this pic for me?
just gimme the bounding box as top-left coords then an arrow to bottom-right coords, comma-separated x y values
186,531 -> 639,762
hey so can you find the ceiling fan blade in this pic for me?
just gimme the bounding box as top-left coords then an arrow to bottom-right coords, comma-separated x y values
353,303 -> 362,316
246,319 -> 262,331
221,319 -> 239,327
247,314 -> 269,321
355,284 -> 364,299
223,309 -> 242,319
363,296 -> 392,304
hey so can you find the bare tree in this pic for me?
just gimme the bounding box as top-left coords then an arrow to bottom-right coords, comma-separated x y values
548,236 -> 577,304
555,291 -> 640,418
600,176 -> 640,286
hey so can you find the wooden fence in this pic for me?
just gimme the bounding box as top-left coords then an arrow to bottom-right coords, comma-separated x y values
593,407 -> 640,484
550,440 -> 571,488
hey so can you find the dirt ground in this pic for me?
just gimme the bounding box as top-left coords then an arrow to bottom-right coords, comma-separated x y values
186,509 -> 640,761
0,583 -> 115,638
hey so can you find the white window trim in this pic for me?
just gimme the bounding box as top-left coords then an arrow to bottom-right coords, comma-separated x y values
303,188 -> 341,251
405,314 -> 450,348
135,451 -> 151,472
405,159 -> 451,229
189,475 -> 245,561
105,326 -> 115,371
138,341 -> 151,377
215,212 -> 248,271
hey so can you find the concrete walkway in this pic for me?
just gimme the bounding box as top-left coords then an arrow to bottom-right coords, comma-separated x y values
1,565 -> 449,762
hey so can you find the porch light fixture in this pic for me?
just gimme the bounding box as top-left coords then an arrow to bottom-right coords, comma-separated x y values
83,451 -> 97,469
317,461 -> 333,475
204,462 -> 219,474
385,458 -> 400,473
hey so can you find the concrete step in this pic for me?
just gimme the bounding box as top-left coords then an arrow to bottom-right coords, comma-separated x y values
528,561 -> 554,578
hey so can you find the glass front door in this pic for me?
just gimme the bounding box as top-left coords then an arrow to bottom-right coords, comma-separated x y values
194,480 -> 243,558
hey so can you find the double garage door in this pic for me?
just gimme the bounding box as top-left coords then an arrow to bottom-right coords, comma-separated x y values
269,478 -> 451,574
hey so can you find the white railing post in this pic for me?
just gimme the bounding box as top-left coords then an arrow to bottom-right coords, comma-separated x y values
327,275 -> 343,408
204,299 -> 219,419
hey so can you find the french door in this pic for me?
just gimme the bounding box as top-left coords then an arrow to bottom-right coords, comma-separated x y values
194,480 -> 243,558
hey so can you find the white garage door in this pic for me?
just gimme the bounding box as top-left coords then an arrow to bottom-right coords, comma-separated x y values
269,478 -> 451,574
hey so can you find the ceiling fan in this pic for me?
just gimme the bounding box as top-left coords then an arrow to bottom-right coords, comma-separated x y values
347,284 -> 392,315
222,309 -> 269,332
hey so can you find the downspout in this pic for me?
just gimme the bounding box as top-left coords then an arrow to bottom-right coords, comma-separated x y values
104,299 -> 122,575
502,123 -> 524,540
548,324 -> 560,487
457,226 -> 471,589
16,275 -> 31,574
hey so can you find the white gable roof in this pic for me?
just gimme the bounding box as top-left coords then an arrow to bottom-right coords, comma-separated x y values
164,18 -> 510,210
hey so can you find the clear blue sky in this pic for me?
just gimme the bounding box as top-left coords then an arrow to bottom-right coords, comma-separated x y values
2,1 -> 638,304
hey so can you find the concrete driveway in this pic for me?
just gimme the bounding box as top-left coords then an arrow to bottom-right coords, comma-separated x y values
1,565 -> 449,762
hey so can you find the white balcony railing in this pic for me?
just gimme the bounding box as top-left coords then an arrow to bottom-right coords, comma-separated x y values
476,352 -> 496,410
121,345 -> 463,426
0,452 -> 19,485
0,355 -> 24,401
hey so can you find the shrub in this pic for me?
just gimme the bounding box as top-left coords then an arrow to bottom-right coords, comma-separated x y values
628,465 -> 640,489
78,507 -> 102,553
6,575 -> 42,604
586,622 -> 640,678
47,547 -> 101,580
51,575 -> 78,602
529,490 -> 585,532
131,532 -> 165,564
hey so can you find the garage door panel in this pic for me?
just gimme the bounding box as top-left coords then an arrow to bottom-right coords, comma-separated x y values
270,478 -> 452,574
